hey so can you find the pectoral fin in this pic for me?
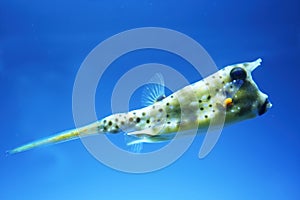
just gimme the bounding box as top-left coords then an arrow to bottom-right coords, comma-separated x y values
141,73 -> 166,106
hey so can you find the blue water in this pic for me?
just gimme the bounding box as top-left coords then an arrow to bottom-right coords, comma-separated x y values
1,1 -> 299,199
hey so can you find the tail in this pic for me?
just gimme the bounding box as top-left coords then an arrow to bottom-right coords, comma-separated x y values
7,122 -> 100,155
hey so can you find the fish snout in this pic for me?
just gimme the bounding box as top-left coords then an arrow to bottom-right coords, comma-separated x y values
258,98 -> 272,116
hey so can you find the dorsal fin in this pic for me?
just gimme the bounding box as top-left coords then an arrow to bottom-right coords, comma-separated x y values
141,73 -> 166,107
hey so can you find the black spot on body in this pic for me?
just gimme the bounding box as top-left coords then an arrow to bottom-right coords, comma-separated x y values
108,121 -> 112,126
136,117 -> 141,123
156,95 -> 166,102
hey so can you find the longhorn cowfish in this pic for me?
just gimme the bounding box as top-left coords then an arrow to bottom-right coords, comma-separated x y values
8,58 -> 272,154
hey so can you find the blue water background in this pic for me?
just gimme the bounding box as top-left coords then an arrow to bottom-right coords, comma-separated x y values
1,1 -> 299,199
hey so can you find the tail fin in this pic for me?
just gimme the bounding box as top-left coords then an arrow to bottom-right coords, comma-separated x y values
7,122 -> 99,155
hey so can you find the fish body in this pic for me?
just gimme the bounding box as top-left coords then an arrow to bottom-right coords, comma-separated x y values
8,58 -> 272,154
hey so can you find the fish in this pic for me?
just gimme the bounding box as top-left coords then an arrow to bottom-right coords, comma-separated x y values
7,58 -> 272,154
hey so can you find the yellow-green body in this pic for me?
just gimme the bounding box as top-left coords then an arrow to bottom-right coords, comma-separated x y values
8,58 -> 272,154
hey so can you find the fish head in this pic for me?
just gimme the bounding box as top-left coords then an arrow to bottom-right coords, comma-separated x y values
219,58 -> 272,122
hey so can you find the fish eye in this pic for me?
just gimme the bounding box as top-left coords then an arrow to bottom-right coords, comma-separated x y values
230,67 -> 247,80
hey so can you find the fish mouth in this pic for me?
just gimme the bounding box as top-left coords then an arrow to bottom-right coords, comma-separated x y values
258,98 -> 272,116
